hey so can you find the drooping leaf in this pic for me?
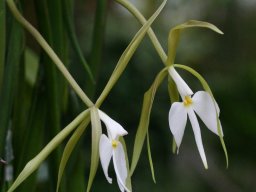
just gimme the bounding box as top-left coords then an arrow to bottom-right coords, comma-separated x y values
130,67 -> 168,176
146,131 -> 155,183
174,64 -> 228,168
96,0 -> 167,107
87,107 -> 102,192
7,110 -> 89,192
56,117 -> 90,192
167,20 -> 224,66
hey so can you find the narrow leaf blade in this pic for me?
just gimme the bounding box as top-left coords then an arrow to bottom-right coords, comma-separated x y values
146,131 -> 156,183
7,110 -> 89,192
96,0 -> 167,107
130,67 -> 168,176
56,117 -> 90,192
167,20 -> 223,65
87,107 -> 102,192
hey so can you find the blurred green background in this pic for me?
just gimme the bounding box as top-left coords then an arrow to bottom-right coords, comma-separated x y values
90,0 -> 256,191
1,0 -> 256,191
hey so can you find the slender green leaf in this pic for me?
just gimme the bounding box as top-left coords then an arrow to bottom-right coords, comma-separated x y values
14,86 -> 47,192
0,0 -> 5,92
62,0 -> 94,83
57,117 -> 90,192
167,20 -> 223,66
0,13 -> 23,158
174,64 -> 228,168
96,0 -> 167,107
46,0 -> 69,114
146,131 -> 156,183
33,1 -> 63,189
67,152 -> 87,192
87,107 -> 102,192
7,110 -> 89,192
130,67 -> 168,176
6,0 -> 93,107
87,0 -> 107,97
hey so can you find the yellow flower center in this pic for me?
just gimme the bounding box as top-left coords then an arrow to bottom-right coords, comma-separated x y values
112,140 -> 119,148
183,96 -> 193,107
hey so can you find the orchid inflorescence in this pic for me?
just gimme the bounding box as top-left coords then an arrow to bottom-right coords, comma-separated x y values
6,0 -> 228,191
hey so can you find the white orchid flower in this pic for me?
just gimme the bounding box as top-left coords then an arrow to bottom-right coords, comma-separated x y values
168,66 -> 223,169
98,110 -> 131,192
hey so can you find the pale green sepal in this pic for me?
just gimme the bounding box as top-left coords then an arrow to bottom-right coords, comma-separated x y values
129,67 -> 168,176
168,77 -> 179,103
119,137 -> 132,191
7,110 -> 89,192
56,117 -> 91,192
167,20 -> 223,66
174,64 -> 228,168
96,0 -> 167,107
87,107 -> 102,192
146,131 -> 156,183
172,138 -> 177,154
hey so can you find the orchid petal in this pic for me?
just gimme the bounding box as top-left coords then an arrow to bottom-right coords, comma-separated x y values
98,110 -> 128,140
187,109 -> 208,169
168,66 -> 193,97
113,144 -> 130,192
99,134 -> 113,183
168,102 -> 187,149
192,91 -> 223,136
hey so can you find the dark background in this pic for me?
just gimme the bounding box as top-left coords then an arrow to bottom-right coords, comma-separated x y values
76,0 -> 256,191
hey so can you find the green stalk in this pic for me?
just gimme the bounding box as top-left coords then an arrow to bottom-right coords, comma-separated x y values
95,0 -> 167,107
115,0 -> 167,64
7,110 -> 89,192
0,0 -> 5,92
6,0 -> 93,107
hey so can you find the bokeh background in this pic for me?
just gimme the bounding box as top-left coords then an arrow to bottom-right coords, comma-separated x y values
1,0 -> 256,191
87,0 -> 256,191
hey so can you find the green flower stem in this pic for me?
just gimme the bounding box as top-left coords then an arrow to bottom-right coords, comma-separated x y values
115,0 -> 167,65
6,0 -> 93,107
7,110 -> 89,192
95,0 -> 167,108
